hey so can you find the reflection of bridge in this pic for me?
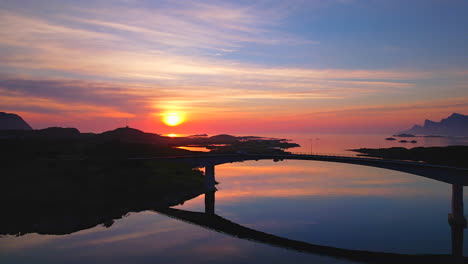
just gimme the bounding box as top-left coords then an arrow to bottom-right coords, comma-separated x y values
135,154 -> 468,263
155,188 -> 466,264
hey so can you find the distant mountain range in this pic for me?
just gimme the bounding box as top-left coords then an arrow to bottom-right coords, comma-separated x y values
0,112 -> 32,130
399,113 -> 468,136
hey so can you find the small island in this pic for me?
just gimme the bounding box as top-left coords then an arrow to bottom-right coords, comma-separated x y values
394,133 -> 416,137
351,146 -> 468,168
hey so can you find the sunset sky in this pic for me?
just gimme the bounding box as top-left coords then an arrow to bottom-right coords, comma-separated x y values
1,0 -> 467,134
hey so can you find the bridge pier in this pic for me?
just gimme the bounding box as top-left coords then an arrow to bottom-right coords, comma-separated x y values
449,184 -> 466,263
205,191 -> 215,215
204,165 -> 217,215
204,165 -> 216,190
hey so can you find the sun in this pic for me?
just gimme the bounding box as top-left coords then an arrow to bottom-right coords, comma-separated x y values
162,112 -> 185,126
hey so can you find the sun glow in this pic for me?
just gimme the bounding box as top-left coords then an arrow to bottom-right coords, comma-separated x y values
162,112 -> 185,126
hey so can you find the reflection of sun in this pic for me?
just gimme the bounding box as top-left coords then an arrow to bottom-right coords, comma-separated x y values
162,112 -> 185,126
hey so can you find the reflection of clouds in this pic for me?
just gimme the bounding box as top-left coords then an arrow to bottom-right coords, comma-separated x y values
65,225 -> 182,248
215,187 -> 429,200
213,160 -> 445,202
0,211 -> 219,257
0,234 -> 59,252
187,238 -> 243,258
217,163 -> 329,177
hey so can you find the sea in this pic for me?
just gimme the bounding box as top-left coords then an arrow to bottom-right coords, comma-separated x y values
178,133 -> 468,155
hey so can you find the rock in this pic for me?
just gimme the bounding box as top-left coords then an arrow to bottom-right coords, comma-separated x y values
0,112 -> 32,130
394,133 -> 415,137
397,113 -> 468,136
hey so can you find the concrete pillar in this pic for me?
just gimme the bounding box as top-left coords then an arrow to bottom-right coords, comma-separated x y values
204,165 -> 216,190
205,190 -> 215,215
452,184 -> 464,220
451,224 -> 464,264
449,184 -> 466,263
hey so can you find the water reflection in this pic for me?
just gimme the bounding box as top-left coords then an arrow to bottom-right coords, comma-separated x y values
1,160 -> 467,264
169,176 -> 467,263
202,160 -> 446,201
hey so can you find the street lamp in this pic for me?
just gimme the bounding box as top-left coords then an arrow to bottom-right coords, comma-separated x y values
309,138 -> 313,155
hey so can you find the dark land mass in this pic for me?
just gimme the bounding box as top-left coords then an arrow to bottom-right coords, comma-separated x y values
0,153 -> 207,236
351,146 -> 468,168
0,116 -> 299,236
399,113 -> 468,137
0,126 -> 299,154
394,133 -> 416,137
0,112 -> 32,130
0,112 -> 299,154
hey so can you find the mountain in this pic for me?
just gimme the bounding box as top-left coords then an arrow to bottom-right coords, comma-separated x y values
98,127 -> 164,143
36,127 -> 81,139
0,112 -> 32,130
399,113 -> 468,136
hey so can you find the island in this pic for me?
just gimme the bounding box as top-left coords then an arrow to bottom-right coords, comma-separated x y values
397,113 -> 468,137
351,146 -> 468,168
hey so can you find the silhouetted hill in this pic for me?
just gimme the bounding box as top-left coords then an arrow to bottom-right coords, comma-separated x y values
399,113 -> 468,136
36,127 -> 81,138
207,134 -> 239,143
0,112 -> 300,153
0,112 -> 32,130
97,127 -> 164,144
0,126 -> 81,139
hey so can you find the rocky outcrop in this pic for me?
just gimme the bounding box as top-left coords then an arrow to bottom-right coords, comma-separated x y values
399,113 -> 468,136
0,112 -> 32,130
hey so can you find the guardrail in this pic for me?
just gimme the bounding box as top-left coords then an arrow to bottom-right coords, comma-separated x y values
127,152 -> 467,170
242,153 -> 434,165
290,152 -> 373,158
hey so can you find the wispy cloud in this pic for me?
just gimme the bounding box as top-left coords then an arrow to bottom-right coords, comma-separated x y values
0,1 -> 467,133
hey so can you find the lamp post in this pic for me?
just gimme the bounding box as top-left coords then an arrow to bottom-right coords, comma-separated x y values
309,138 -> 313,155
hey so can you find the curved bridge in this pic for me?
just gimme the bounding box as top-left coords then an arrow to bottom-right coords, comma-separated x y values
132,153 -> 468,185
134,153 -> 468,263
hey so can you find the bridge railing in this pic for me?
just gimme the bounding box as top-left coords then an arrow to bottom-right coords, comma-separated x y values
289,152 -> 373,158
286,152 -> 395,161
128,152 -> 435,166
245,152 -> 431,165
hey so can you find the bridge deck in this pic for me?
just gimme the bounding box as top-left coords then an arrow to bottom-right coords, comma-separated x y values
130,153 -> 468,185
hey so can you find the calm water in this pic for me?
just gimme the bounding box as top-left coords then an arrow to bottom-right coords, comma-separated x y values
1,158 -> 466,263
178,133 -> 468,155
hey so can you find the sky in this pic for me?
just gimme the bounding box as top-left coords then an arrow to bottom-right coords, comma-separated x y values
0,0 -> 467,134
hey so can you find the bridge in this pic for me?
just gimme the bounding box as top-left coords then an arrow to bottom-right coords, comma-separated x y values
131,153 -> 468,263
130,152 -> 468,185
